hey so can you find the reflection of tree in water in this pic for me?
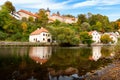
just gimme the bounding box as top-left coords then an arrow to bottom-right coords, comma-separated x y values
46,47 -> 112,76
101,46 -> 113,57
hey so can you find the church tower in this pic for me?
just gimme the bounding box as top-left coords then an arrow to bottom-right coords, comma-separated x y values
46,8 -> 50,18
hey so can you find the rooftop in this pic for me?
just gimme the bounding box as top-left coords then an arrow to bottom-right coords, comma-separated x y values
30,27 -> 49,35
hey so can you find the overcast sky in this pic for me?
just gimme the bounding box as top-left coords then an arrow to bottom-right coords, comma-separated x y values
1,0 -> 120,21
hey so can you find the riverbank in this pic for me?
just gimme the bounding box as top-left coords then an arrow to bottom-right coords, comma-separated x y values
84,59 -> 120,80
0,41 -> 116,46
0,41 -> 58,46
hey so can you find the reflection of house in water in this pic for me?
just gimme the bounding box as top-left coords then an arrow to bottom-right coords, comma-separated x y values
29,47 -> 52,64
90,46 -> 102,61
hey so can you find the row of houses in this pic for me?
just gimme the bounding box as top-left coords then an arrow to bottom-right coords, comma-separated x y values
11,8 -> 77,24
29,27 -> 119,44
89,31 -> 119,44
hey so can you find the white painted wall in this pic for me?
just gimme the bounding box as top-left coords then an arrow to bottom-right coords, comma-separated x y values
91,31 -> 101,43
29,32 -> 52,43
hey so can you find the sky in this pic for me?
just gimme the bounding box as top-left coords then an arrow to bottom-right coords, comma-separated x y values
0,0 -> 120,21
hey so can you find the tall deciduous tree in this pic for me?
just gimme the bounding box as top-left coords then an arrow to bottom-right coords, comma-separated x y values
79,31 -> 93,46
4,1 -> 15,13
36,9 -> 48,27
100,34 -> 112,44
52,27 -> 80,46
77,14 -> 87,26
21,22 -> 27,33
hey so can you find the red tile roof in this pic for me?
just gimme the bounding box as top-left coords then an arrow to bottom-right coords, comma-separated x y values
30,27 -> 49,35
18,9 -> 38,17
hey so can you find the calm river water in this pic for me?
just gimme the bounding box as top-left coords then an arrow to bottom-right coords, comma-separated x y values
0,46 -> 114,80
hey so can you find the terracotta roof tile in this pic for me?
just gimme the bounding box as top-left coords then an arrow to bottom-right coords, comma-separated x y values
30,27 -> 49,35
18,9 -> 38,17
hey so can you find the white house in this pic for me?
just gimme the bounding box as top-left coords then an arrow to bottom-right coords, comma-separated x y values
29,27 -> 52,43
89,31 -> 101,43
104,32 -> 118,44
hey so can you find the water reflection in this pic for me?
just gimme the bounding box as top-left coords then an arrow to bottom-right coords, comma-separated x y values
91,46 -> 102,61
29,47 -> 52,64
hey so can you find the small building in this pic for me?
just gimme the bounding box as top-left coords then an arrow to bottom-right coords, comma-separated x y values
29,27 -> 52,43
89,31 -> 101,43
104,32 -> 118,44
16,9 -> 38,20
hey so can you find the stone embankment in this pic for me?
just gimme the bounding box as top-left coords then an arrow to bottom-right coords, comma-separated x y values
0,41 -> 57,46
85,60 -> 120,80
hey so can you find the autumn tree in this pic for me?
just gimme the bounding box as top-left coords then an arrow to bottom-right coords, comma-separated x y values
100,34 -> 112,44
21,22 -> 27,33
3,1 -> 15,13
36,9 -> 48,27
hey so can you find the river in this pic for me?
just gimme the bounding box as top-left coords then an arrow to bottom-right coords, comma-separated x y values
0,45 -> 115,80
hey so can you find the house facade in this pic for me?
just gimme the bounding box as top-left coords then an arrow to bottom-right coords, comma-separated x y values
11,8 -> 77,24
89,31 -> 101,43
29,27 -> 52,43
104,32 -> 118,44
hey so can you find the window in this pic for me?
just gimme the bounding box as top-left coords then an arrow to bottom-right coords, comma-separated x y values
43,38 -> 45,41
43,34 -> 45,36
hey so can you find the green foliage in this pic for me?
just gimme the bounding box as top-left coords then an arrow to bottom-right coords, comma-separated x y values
77,14 -> 87,26
36,9 -> 48,27
80,22 -> 90,31
0,1 -> 119,44
28,16 -> 34,22
100,34 -> 112,44
22,17 -> 27,21
0,31 -> 7,40
52,27 -> 80,46
79,31 -> 93,46
3,1 -> 15,13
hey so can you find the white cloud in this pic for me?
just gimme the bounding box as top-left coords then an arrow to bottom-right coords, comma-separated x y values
73,0 -> 99,8
107,13 -> 120,21
0,0 -> 73,10
73,0 -> 120,8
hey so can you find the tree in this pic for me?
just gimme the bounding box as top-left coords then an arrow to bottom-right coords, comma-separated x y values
4,1 -> 15,13
88,14 -> 110,32
77,14 -> 87,26
0,6 -> 12,30
36,9 -> 48,27
62,14 -> 74,18
22,17 -> 27,21
53,19 -> 61,26
52,27 -> 80,46
28,16 -> 34,22
79,31 -> 93,46
21,22 -> 27,33
100,34 -> 112,44
80,22 -> 90,31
